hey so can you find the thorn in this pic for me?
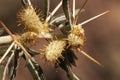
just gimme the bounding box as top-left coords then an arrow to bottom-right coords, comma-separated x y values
77,48 -> 104,67
79,11 -> 110,26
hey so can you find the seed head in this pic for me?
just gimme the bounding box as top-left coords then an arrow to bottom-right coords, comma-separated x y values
68,25 -> 85,47
16,32 -> 39,46
45,40 -> 66,64
17,6 -> 49,34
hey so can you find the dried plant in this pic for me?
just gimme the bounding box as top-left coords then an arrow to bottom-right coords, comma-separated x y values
0,0 -> 109,80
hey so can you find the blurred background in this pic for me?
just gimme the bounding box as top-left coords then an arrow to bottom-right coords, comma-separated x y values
0,0 -> 120,80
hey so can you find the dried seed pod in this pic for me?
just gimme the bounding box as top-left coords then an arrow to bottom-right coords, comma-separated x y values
17,6 -> 50,34
45,40 -> 66,64
16,32 -> 39,46
68,25 -> 85,47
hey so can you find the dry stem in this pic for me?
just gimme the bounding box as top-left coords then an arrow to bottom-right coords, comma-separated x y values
0,35 -> 12,44
0,21 -> 32,60
0,42 -> 14,64
2,51 -> 14,80
79,11 -> 109,26
77,48 -> 103,67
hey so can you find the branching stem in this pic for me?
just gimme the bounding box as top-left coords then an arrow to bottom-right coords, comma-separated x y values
0,21 -> 32,60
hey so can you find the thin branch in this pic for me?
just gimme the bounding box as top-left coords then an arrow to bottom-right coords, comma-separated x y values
24,55 -> 46,80
50,9 -> 84,25
21,0 -> 33,10
73,0 -> 75,19
62,0 -> 72,27
0,35 -> 12,44
79,11 -> 109,26
22,0 -> 32,6
73,73 -> 80,80
27,58 -> 41,80
26,0 -> 32,6
60,62 -> 80,80
0,21 -> 14,40
0,42 -> 14,64
67,66 -> 80,80
0,32 -> 52,45
0,32 -> 53,45
73,0 -> 88,25
2,51 -> 14,80
77,48 -> 103,67
44,0 -> 50,19
16,41 -> 32,58
45,0 -> 63,22
0,21 -> 32,60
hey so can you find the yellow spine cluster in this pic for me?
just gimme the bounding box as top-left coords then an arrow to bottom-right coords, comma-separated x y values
16,32 -> 39,46
45,40 -> 66,63
18,6 -> 49,34
68,25 -> 86,47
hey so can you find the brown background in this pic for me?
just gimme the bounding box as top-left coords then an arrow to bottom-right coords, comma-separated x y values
0,0 -> 120,80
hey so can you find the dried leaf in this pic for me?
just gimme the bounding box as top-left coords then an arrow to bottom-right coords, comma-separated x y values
24,55 -> 46,80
